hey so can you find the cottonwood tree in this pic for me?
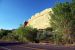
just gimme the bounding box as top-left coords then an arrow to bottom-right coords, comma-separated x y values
50,0 -> 75,44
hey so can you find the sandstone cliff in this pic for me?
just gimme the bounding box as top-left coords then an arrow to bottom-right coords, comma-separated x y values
27,8 -> 53,29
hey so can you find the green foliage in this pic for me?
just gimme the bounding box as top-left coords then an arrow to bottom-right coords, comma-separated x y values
12,26 -> 38,42
36,28 -> 53,43
50,0 -> 75,44
0,29 -> 12,39
0,26 -> 38,42
25,27 -> 38,42
2,33 -> 17,42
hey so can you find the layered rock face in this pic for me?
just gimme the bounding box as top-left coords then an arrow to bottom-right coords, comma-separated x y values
27,8 -> 53,29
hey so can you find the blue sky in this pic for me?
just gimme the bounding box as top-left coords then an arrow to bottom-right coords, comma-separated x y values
0,0 -> 71,30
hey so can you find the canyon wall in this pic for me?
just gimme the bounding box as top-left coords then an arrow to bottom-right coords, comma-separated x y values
27,8 -> 53,29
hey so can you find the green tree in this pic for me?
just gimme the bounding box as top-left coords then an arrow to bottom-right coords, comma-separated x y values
0,29 -> 12,39
14,26 -> 30,42
36,28 -> 53,43
50,1 -> 75,44
25,28 -> 38,42
13,26 -> 38,42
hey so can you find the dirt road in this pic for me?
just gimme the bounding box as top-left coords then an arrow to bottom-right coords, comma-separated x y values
0,42 -> 75,50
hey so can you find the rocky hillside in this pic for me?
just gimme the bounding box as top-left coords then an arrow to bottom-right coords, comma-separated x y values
27,8 -> 53,29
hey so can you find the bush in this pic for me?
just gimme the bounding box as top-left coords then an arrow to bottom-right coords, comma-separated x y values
36,28 -> 53,43
12,26 -> 38,42
0,29 -> 12,39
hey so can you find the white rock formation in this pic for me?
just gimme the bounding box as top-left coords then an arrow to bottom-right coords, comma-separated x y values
27,8 -> 53,29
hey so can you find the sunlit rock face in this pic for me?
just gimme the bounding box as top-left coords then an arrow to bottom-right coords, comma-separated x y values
27,8 -> 53,29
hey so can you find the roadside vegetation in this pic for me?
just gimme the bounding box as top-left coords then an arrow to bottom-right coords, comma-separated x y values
0,26 -> 53,43
50,0 -> 75,45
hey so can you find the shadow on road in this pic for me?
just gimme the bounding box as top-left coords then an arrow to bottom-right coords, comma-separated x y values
0,42 -> 26,46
